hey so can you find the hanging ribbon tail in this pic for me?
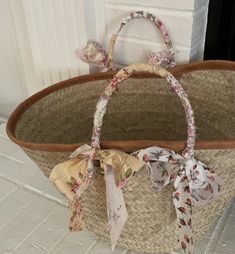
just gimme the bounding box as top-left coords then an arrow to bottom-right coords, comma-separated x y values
184,158 -> 222,205
69,157 -> 95,232
78,40 -> 108,69
174,168 -> 194,254
69,195 -> 86,232
104,164 -> 128,251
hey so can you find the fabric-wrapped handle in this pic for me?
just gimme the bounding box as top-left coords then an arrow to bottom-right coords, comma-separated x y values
107,11 -> 175,69
91,63 -> 196,158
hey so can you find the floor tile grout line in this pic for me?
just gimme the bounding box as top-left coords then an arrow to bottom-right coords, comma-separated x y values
23,184 -> 69,207
0,174 -> 69,208
11,207 -> 58,253
0,152 -> 24,164
83,240 -> 98,254
30,208 -> 72,253
31,241 -> 48,252
203,200 -> 235,254
48,231 -> 69,253
0,174 -> 26,188
0,202 -> 31,231
0,186 -> 18,203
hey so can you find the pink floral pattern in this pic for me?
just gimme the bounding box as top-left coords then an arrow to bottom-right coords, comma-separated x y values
66,176 -> 81,193
78,11 -> 175,71
69,196 -> 85,232
148,51 -> 176,68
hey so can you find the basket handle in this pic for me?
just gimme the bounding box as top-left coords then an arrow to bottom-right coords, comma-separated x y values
91,63 -> 196,158
107,11 -> 175,69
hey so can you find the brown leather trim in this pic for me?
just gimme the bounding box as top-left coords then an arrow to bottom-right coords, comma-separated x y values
6,60 -> 235,152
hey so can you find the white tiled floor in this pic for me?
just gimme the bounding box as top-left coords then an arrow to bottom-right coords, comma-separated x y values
0,123 -> 234,254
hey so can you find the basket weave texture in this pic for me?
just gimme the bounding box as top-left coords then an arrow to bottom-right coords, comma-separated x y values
7,61 -> 235,253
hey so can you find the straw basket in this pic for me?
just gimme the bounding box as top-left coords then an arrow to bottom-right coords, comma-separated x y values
7,60 -> 235,253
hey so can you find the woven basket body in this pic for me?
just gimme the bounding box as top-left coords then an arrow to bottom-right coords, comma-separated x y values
7,61 -> 235,253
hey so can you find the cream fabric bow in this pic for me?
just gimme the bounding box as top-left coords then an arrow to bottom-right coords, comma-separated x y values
49,145 -> 145,249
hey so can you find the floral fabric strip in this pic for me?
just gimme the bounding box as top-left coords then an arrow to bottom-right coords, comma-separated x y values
78,11 -> 176,71
173,172 -> 194,254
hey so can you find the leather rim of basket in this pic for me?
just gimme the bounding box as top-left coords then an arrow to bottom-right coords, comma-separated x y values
6,60 -> 235,152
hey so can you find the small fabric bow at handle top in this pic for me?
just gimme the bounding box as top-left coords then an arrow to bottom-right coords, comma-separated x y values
49,63 -> 222,254
78,11 -> 176,71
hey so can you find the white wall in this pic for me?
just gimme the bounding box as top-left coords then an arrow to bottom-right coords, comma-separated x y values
0,0 -> 209,119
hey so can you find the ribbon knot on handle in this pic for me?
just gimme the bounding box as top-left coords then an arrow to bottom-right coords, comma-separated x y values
78,41 -> 109,71
148,51 -> 176,68
49,144 -> 222,254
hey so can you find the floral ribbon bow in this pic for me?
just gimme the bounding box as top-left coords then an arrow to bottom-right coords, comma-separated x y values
78,11 -> 176,71
49,144 -> 221,254
133,146 -> 222,254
